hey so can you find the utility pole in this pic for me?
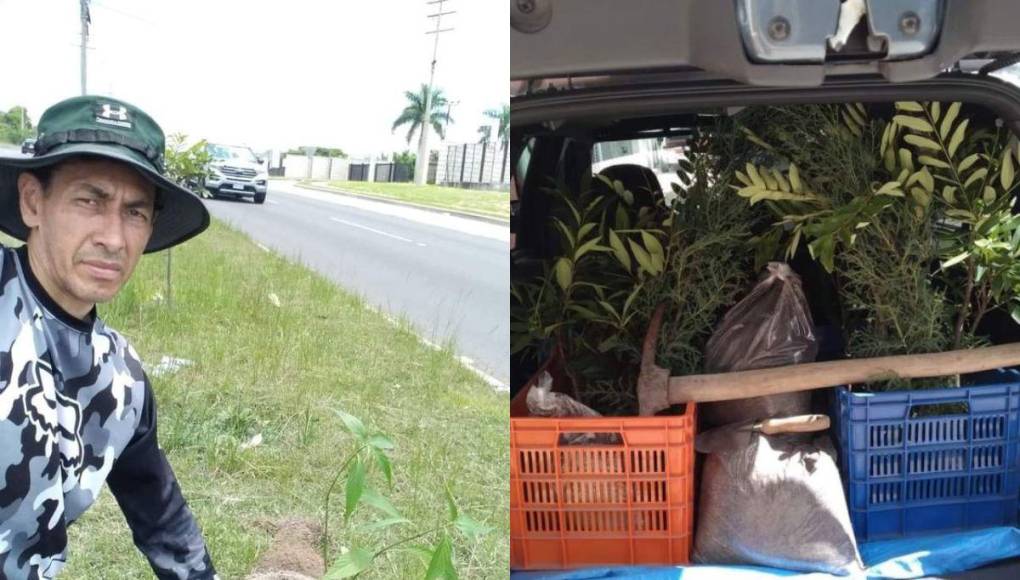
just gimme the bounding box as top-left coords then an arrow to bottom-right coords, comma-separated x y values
415,0 -> 455,185
80,0 -> 91,95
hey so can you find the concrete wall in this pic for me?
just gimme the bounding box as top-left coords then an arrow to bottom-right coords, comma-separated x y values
283,154 -> 348,180
436,142 -> 510,186
329,158 -> 350,181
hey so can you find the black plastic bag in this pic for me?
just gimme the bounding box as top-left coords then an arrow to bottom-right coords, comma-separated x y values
702,262 -> 818,427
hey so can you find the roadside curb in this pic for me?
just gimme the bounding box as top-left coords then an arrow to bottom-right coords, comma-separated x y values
294,183 -> 510,226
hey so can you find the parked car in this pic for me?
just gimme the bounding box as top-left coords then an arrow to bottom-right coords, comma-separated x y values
511,0 -> 1020,576
20,138 -> 35,155
203,143 -> 268,204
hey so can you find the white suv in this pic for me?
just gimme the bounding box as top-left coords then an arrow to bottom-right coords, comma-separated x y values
204,143 -> 269,204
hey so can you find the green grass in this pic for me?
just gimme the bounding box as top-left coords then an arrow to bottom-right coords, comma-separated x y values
2,223 -> 508,578
316,181 -> 510,220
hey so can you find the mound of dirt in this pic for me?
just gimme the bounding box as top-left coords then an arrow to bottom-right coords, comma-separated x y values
245,518 -> 326,580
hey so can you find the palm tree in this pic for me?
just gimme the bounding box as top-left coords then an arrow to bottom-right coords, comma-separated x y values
484,104 -> 510,182
392,85 -> 453,174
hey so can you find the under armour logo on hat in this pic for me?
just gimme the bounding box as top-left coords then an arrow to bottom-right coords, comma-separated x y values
95,103 -> 133,128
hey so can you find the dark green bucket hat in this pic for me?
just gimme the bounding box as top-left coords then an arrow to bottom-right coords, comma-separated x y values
0,95 -> 209,253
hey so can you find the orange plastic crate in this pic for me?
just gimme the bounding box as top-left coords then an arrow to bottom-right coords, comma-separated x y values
510,405 -> 696,570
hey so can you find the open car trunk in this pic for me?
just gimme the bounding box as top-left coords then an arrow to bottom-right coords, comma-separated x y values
510,1 -> 1020,577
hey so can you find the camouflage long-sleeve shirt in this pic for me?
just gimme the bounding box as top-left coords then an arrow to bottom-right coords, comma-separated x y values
0,244 -> 217,579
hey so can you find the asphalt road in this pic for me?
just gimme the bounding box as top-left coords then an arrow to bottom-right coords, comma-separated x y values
205,181 -> 510,387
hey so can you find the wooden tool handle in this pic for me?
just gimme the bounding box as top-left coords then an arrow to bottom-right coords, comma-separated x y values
758,414 -> 830,434
667,343 -> 1020,403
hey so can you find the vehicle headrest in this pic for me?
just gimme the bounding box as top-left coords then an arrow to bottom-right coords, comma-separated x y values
596,164 -> 663,207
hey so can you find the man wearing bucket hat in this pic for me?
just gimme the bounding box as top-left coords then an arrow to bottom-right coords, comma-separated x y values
0,96 -> 216,579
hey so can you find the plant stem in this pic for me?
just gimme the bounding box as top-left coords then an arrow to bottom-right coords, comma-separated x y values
954,260 -> 976,349
322,445 -> 368,564
372,525 -> 447,561
970,281 -> 993,336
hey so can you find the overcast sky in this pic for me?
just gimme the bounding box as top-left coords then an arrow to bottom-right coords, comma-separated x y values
0,0 -> 508,157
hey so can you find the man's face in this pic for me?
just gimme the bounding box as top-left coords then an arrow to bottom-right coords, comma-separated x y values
17,158 -> 156,317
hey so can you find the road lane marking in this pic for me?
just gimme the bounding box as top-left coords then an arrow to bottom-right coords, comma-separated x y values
329,217 -> 413,243
364,307 -> 509,391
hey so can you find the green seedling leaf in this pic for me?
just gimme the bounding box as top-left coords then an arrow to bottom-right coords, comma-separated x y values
335,410 -> 368,440
918,155 -> 951,169
746,163 -> 765,188
552,218 -> 575,249
948,119 -> 970,158
615,206 -> 629,230
641,232 -> 665,264
367,434 -> 394,451
554,258 -> 573,291
941,102 -> 961,139
964,168 -> 988,191
983,186 -> 997,204
941,251 -> 971,270
424,535 -> 458,580
454,514 -> 492,539
894,115 -> 934,133
946,209 -> 976,221
577,222 -> 597,242
345,458 -> 366,523
942,185 -> 957,205
371,447 -> 393,488
884,148 -> 897,173
904,134 -> 941,151
1002,147 -> 1015,189
958,153 -> 980,173
444,485 -> 459,521
361,487 -> 404,521
628,239 -> 656,275
608,230 -> 631,272
575,237 -> 604,260
325,548 -> 374,579
876,181 -> 903,196
895,101 -> 924,112
567,304 -> 601,321
899,148 -> 914,172
774,169 -> 791,193
918,168 -> 935,192
789,164 -> 802,192
911,187 -> 931,208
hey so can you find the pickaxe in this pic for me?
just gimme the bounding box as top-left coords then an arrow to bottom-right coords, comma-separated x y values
637,304 -> 1020,416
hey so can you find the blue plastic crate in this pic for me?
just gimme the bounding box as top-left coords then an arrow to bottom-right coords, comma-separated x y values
834,369 -> 1020,542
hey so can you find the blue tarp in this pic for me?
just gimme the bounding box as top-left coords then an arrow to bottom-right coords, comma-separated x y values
510,527 -> 1020,580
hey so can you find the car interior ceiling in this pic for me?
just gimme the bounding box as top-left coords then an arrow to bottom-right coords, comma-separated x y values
509,100 -> 1020,396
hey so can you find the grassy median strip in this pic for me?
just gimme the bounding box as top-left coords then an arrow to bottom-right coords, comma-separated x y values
313,181 -> 510,221
0,222 -> 508,578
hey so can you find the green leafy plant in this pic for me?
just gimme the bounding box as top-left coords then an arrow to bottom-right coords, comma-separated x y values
510,173 -> 668,410
887,101 -> 1020,346
511,128 -> 753,412
730,104 -> 957,379
164,133 -> 213,197
322,411 -> 489,579
0,106 -> 35,144
731,101 -> 1020,389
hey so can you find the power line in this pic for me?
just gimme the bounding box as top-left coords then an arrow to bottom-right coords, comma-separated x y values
90,0 -> 157,26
